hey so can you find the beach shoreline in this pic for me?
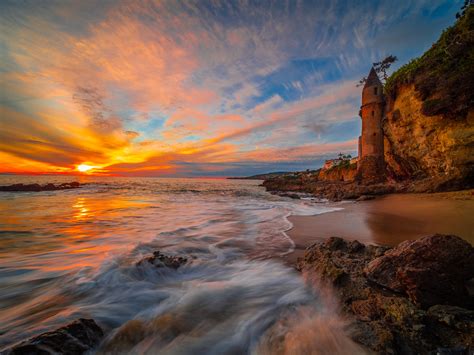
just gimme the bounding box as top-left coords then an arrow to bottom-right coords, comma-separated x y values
282,189 -> 474,265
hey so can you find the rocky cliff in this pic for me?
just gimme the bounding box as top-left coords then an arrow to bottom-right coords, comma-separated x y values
384,86 -> 473,189
318,163 -> 357,182
383,7 -> 474,190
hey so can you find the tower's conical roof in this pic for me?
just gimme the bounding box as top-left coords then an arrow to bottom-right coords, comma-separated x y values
364,67 -> 381,88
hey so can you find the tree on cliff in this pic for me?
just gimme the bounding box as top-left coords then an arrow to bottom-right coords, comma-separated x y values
373,55 -> 398,81
357,55 -> 398,87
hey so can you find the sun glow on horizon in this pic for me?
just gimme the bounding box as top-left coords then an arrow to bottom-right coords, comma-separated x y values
77,164 -> 94,173
0,1 -> 459,177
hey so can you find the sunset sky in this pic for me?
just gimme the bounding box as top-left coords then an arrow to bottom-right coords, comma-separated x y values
0,0 -> 461,177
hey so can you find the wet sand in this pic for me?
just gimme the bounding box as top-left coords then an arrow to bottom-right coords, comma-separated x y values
284,190 -> 474,264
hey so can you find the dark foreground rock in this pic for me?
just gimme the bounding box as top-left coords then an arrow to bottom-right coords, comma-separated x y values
366,234 -> 474,309
137,251 -> 188,269
3,318 -> 103,355
0,182 -> 81,192
297,235 -> 474,354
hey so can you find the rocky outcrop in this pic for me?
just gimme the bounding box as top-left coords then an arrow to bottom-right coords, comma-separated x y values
318,163 -> 357,182
297,235 -> 474,354
366,234 -> 474,309
262,175 -> 395,201
0,182 -> 81,192
137,251 -> 188,269
3,318 -> 103,355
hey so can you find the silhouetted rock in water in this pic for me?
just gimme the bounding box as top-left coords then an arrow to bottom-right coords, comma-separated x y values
3,318 -> 103,355
137,251 -> 188,269
0,182 -> 81,192
297,235 -> 474,354
365,234 -> 474,309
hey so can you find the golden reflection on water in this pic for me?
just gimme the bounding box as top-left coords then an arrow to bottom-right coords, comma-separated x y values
3,178 -> 296,351
0,193 -> 153,273
72,197 -> 90,220
53,196 -> 152,270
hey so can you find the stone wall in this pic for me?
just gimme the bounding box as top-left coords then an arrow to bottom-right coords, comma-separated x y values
356,155 -> 386,184
360,103 -> 384,157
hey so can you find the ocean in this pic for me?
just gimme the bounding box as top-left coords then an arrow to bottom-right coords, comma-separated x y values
0,176 -> 362,353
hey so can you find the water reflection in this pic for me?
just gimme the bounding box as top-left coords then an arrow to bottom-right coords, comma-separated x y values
73,197 -> 90,220
0,176 -> 341,352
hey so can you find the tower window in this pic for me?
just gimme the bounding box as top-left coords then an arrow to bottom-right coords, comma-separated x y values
372,110 -> 374,117
374,87 -> 378,95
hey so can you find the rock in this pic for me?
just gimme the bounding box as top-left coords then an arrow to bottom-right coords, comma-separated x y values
427,305 -> 474,331
365,234 -> 474,308
262,172 -> 397,202
3,318 -> 103,354
434,347 -> 470,355
384,85 -> 474,191
318,163 -> 357,182
0,183 -> 41,192
298,236 -> 474,354
279,192 -> 301,199
0,183 -> 81,192
137,251 -> 187,269
356,195 -> 375,201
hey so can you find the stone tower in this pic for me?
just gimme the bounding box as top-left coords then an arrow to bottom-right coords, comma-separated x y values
356,67 -> 385,183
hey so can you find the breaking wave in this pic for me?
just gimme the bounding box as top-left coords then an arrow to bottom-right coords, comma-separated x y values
0,176 -> 361,354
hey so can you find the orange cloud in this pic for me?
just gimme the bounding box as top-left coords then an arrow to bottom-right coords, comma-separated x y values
1,2 -> 363,177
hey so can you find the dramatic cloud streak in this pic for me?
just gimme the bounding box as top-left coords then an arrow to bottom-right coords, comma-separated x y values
0,0 -> 460,176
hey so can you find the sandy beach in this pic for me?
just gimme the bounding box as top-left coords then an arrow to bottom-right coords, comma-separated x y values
285,190 -> 474,264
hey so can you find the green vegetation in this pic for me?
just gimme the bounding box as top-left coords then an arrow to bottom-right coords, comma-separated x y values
385,6 -> 474,118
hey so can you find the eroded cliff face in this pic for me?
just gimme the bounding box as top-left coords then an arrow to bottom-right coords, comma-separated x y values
318,163 -> 357,182
383,84 -> 474,189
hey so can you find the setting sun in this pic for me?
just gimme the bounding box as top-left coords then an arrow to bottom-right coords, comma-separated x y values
77,164 -> 94,173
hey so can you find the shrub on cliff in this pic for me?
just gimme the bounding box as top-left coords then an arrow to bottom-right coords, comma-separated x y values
385,6 -> 474,119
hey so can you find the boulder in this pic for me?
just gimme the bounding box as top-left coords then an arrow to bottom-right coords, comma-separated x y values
365,234 -> 474,308
3,318 -> 103,354
137,251 -> 187,269
298,236 -> 474,354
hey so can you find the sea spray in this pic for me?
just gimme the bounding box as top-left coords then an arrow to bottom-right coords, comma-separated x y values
0,176 -> 349,353
92,258 -> 362,354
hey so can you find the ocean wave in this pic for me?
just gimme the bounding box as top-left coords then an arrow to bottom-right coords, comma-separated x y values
0,177 -> 356,353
